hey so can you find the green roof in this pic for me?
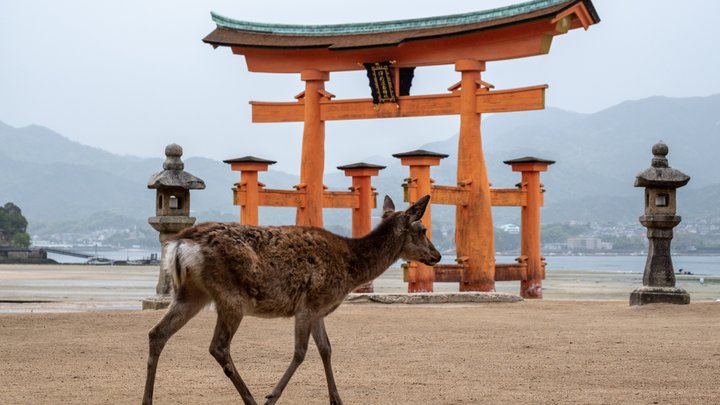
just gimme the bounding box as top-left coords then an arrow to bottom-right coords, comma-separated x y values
211,0 -> 579,36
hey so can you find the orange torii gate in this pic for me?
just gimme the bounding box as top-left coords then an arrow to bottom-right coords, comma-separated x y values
204,0 -> 599,296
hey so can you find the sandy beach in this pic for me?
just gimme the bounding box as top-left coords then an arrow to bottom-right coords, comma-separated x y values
1,264 -> 719,404
1,302 -> 719,404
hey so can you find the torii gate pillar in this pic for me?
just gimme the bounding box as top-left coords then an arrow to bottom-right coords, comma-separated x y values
394,150 -> 447,292
506,157 -> 555,298
455,59 -> 495,292
298,69 -> 329,227
339,162 -> 386,293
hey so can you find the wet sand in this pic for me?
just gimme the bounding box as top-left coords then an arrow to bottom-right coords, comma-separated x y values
1,264 -> 718,313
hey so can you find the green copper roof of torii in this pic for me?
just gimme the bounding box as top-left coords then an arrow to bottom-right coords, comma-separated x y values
210,0 -> 597,37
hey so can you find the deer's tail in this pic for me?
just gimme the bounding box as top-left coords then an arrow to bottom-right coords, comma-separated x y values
162,240 -> 203,289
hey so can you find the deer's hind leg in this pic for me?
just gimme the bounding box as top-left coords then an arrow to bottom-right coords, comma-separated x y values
143,287 -> 209,405
210,300 -> 257,405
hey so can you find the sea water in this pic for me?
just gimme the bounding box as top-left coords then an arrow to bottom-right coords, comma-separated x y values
48,250 -> 720,276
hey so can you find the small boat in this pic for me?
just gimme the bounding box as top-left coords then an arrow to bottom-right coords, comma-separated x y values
86,257 -> 113,265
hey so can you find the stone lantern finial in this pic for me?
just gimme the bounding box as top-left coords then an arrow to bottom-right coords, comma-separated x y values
651,141 -> 669,168
163,143 -> 184,170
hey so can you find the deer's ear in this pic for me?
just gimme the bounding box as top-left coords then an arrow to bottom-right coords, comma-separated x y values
382,195 -> 395,219
406,195 -> 430,222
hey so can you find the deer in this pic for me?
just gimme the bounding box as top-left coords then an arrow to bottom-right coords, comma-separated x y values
142,195 -> 441,405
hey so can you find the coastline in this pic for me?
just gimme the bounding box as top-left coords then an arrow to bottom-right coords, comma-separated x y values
1,263 -> 718,313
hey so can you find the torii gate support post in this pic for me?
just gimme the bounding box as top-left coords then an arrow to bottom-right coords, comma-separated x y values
225,157 -> 276,225
506,157 -> 554,298
455,59 -> 495,292
339,163 -> 386,293
394,151 -> 446,292
298,69 -> 329,227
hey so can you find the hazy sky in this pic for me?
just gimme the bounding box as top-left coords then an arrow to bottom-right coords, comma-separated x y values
2,1 -> 719,174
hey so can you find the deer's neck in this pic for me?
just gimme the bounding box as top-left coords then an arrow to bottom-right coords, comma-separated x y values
347,220 -> 404,288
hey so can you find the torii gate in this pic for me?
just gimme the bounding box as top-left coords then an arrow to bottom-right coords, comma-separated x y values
204,0 -> 599,296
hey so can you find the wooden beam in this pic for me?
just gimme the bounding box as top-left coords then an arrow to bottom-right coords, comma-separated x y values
552,3 -> 593,31
433,264 -> 467,283
476,85 -> 546,113
495,263 -> 528,281
323,191 -> 359,209
236,189 -> 365,209
431,185 -> 469,206
404,263 -> 530,283
429,185 -> 528,207
321,93 -> 460,120
255,189 -> 306,208
251,85 -> 547,123
251,101 -> 304,123
252,93 -> 460,123
491,188 -> 527,206
235,188 -> 366,211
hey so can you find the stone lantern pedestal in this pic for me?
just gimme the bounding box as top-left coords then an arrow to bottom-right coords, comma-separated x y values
142,144 -> 205,310
142,217 -> 197,309
630,142 -> 690,306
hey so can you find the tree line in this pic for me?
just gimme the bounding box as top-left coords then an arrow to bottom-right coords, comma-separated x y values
0,202 -> 30,248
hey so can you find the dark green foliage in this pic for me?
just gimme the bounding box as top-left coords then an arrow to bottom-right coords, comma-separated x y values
0,202 -> 31,247
494,228 -> 520,253
28,211 -> 160,249
541,223 -> 591,244
673,231 -> 720,253
603,235 -> 646,252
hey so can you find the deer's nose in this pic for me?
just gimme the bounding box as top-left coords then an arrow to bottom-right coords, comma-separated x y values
428,252 -> 442,265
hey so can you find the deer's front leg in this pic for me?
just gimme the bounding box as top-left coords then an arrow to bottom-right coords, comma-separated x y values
264,313 -> 312,405
312,318 -> 343,405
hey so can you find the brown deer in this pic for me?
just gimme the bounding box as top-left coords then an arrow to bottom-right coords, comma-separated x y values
142,195 -> 440,405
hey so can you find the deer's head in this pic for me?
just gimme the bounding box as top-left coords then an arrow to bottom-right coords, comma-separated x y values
382,195 -> 442,266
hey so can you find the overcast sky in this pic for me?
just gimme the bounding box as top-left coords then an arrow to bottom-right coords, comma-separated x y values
2,0 -> 719,174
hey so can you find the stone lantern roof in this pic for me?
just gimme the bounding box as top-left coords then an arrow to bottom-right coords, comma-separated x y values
634,142 -> 690,188
147,144 -> 206,190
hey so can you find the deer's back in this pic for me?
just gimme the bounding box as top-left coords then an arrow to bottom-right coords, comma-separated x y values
175,222 -> 353,317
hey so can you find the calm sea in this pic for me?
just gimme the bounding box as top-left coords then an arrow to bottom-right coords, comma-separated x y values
46,248 -> 158,264
48,249 -> 720,277
538,255 -> 720,276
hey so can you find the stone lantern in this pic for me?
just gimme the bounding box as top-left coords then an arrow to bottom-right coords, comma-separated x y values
143,144 -> 205,309
630,141 -> 690,306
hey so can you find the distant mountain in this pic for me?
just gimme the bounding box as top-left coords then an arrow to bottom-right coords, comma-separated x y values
1,94 -> 718,236
419,94 -> 720,224
0,123 -> 300,230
